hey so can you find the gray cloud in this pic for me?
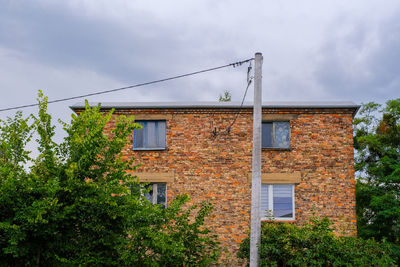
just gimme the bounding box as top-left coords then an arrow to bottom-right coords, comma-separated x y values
1,0 -> 400,123
0,0 -> 248,114
0,1 -> 185,82
314,11 -> 400,103
2,0 -> 400,157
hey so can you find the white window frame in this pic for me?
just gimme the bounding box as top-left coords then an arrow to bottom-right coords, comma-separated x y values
261,184 -> 295,221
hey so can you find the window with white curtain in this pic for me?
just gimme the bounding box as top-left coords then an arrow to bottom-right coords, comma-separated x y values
262,121 -> 290,148
133,120 -> 166,149
261,184 -> 295,220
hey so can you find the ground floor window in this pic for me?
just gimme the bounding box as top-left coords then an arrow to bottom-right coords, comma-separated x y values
261,184 -> 294,220
144,183 -> 167,208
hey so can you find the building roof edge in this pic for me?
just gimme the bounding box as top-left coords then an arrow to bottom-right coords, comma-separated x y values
70,101 -> 361,110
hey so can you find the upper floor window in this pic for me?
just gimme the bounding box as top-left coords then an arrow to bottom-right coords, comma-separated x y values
133,120 -> 166,150
262,121 -> 290,148
261,184 -> 294,220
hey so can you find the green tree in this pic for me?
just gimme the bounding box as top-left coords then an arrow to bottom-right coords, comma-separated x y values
219,90 -> 232,102
354,99 -> 400,262
0,92 -> 220,266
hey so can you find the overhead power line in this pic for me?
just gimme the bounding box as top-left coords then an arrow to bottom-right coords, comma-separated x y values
0,58 -> 254,113
210,60 -> 253,137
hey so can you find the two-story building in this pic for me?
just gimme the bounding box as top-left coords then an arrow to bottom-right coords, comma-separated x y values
71,101 -> 359,259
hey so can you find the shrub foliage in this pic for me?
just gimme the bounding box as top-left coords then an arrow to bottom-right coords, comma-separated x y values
238,217 -> 395,266
0,92 -> 220,266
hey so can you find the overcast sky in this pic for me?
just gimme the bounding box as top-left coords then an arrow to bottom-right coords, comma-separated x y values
1,0 -> 399,126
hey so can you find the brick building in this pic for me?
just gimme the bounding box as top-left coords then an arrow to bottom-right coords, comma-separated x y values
71,101 -> 359,260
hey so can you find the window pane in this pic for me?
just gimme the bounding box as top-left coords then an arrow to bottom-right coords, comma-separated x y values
144,184 -> 154,204
157,121 -> 166,148
134,122 -> 145,148
273,185 -> 293,218
275,122 -> 290,148
262,123 -> 273,148
156,183 -> 166,208
133,121 -> 166,149
260,184 -> 271,218
146,121 -> 157,147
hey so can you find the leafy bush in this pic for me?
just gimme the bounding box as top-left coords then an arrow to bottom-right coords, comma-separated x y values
0,92 -> 220,266
238,217 -> 395,266
121,194 -> 220,266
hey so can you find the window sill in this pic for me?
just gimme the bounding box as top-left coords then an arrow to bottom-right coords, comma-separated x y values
261,219 -> 296,223
262,147 -> 292,151
132,148 -> 167,151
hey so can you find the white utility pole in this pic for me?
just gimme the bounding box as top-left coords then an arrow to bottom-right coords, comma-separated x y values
250,52 -> 263,267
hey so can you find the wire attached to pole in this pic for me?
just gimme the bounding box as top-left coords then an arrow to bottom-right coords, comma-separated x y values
225,78 -> 253,134
225,61 -> 254,134
0,58 -> 254,113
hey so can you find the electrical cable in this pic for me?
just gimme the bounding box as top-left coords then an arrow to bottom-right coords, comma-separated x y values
0,58 -> 254,113
225,77 -> 253,134
225,61 -> 254,134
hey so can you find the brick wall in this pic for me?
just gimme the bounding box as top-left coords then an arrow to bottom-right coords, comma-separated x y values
101,107 -> 357,263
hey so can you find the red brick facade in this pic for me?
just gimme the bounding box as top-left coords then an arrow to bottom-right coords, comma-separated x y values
78,104 -> 358,263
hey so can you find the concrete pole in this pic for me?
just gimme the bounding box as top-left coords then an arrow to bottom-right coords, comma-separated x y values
250,52 -> 263,267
